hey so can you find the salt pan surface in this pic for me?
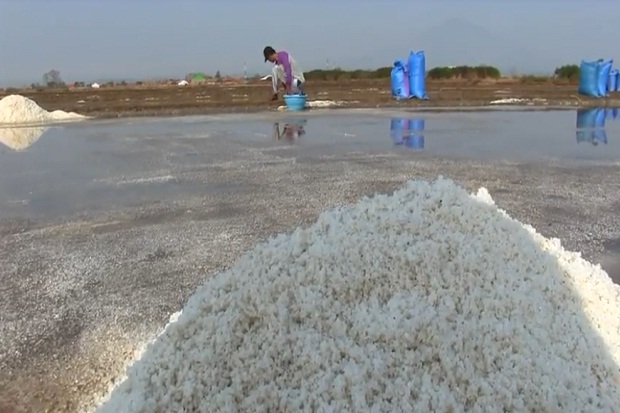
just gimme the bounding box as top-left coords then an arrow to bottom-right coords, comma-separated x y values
0,95 -> 86,125
97,177 -> 620,412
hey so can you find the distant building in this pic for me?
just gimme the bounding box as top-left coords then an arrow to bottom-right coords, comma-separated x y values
190,73 -> 207,84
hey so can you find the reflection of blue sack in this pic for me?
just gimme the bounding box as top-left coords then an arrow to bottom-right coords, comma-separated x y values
576,130 -> 607,145
390,118 -> 425,148
595,107 -> 606,128
606,108 -> 615,120
409,118 -> 425,131
576,108 -> 607,145
605,108 -> 619,120
404,135 -> 425,150
594,129 -> 608,144
576,130 -> 593,144
390,118 -> 406,144
405,119 -> 425,149
576,108 -> 598,128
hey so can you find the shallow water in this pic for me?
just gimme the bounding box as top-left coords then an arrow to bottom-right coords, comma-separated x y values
0,108 -> 619,222
227,108 -> 620,161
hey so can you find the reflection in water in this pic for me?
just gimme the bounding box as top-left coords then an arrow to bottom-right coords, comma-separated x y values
273,119 -> 307,142
606,108 -> 619,120
0,126 -> 49,151
576,108 -> 607,146
390,118 -> 425,150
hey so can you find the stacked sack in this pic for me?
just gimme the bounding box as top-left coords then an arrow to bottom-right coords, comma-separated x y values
578,59 -> 618,97
391,51 -> 429,100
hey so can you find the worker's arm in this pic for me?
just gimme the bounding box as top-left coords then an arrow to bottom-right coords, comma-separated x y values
276,51 -> 293,88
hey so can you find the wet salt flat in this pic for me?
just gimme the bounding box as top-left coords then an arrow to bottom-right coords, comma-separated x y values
0,108 -> 619,222
1,108 -> 619,411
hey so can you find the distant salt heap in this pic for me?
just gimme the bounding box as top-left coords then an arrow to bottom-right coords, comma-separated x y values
97,177 -> 620,412
0,95 -> 86,125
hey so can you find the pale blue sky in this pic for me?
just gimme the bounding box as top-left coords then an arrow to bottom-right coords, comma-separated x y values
1,0 -> 618,86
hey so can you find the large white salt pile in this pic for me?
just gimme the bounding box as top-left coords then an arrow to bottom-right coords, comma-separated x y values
0,95 -> 86,125
97,177 -> 620,412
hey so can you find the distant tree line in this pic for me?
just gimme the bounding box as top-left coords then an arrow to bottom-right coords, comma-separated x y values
304,67 -> 392,81
554,64 -> 580,81
304,65 -> 502,81
426,65 -> 501,80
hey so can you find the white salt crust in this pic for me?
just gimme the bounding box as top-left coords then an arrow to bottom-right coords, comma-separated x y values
0,95 -> 86,125
97,177 -> 620,413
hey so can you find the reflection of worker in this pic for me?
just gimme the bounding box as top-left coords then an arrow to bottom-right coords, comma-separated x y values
273,120 -> 307,141
263,46 -> 305,101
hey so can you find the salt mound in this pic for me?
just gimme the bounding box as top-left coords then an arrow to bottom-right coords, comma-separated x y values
0,95 -> 86,125
97,177 -> 620,412
0,126 -> 48,151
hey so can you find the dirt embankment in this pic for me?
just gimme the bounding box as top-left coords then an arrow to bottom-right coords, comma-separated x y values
1,79 -> 619,119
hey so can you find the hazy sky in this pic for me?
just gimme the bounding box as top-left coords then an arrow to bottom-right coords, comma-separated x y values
1,0 -> 619,86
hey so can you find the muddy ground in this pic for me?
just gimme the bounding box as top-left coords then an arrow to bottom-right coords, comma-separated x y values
2,79 -> 619,118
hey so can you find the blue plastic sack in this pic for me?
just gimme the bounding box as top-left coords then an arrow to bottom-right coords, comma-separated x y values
597,59 -> 613,96
578,61 -> 600,97
391,60 -> 409,100
609,69 -> 619,93
408,51 -> 428,99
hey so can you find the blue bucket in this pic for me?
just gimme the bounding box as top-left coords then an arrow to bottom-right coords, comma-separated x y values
283,94 -> 307,111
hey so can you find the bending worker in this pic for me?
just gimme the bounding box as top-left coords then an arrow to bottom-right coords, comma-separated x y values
263,46 -> 305,101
